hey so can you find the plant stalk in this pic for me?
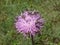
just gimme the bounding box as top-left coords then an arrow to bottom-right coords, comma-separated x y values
31,35 -> 34,45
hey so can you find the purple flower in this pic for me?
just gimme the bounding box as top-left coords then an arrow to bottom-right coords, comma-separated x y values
15,10 -> 44,36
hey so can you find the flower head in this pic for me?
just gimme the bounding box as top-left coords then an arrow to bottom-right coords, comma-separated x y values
15,10 -> 44,36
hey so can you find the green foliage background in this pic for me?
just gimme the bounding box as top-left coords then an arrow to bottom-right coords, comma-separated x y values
0,0 -> 60,45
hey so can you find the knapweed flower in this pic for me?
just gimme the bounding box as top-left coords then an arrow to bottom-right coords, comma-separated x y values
15,10 -> 44,36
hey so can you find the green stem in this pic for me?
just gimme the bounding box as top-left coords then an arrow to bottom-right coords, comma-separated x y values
31,35 -> 34,45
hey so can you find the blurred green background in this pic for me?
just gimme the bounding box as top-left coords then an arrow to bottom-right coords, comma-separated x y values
0,0 -> 60,45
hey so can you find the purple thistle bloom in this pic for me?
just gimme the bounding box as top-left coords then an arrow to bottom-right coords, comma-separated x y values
15,10 -> 44,36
